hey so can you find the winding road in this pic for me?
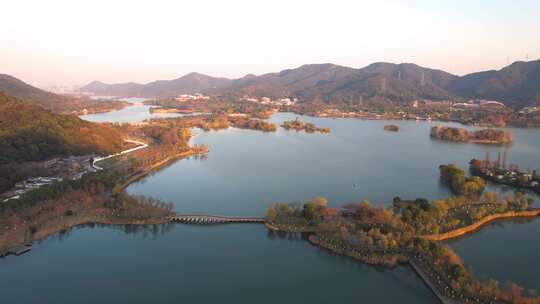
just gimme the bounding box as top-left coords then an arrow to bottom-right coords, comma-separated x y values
92,139 -> 148,170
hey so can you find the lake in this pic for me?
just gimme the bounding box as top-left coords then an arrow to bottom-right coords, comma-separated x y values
2,112 -> 539,303
80,97 -> 186,123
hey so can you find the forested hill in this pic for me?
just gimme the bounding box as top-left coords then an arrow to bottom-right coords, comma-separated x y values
449,60 -> 540,108
0,74 -> 69,111
81,72 -> 233,98
0,91 -> 124,165
81,60 -> 540,107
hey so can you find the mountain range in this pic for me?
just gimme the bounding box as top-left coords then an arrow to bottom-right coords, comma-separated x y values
80,60 -> 540,108
2,60 -> 539,109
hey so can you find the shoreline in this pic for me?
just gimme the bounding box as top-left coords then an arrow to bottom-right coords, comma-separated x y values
113,148 -> 207,194
1,147 -> 206,256
264,222 -> 318,233
0,209 -> 170,257
307,234 -> 407,267
409,258 -> 461,304
421,209 -> 540,241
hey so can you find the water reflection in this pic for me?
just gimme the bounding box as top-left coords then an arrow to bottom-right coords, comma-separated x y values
35,222 -> 177,246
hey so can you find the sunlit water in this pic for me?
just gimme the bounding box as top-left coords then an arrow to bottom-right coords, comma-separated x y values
2,112 -> 540,303
80,97 -> 186,123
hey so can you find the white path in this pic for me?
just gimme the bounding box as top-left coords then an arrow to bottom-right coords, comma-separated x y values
92,139 -> 148,170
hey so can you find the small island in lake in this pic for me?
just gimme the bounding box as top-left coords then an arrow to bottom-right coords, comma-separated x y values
384,124 -> 399,132
430,126 -> 512,145
228,116 -> 277,132
281,118 -> 330,133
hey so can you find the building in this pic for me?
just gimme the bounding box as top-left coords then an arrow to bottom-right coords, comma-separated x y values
260,97 -> 272,104
479,100 -> 505,108
175,93 -> 210,102
241,96 -> 259,103
453,102 -> 479,109
519,106 -> 540,114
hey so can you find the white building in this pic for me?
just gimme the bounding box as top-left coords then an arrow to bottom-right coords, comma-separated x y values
175,93 -> 210,102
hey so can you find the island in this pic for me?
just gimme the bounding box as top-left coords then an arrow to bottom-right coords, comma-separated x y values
227,116 -> 277,132
439,164 -> 486,195
430,126 -> 513,145
384,124 -> 400,132
281,118 -> 330,133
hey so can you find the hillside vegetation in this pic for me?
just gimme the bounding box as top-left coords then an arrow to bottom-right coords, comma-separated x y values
0,92 -> 124,164
81,60 -> 540,107
0,74 -> 68,110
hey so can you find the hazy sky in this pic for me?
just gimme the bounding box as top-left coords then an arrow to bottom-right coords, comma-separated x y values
1,0 -> 539,87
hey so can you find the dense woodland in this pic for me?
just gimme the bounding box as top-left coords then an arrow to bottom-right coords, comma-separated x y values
439,164 -> 486,196
0,92 -> 124,164
0,92 -> 127,193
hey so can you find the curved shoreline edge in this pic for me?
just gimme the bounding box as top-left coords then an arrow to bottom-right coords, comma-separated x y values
421,209 -> 540,241
1,148 -> 205,256
113,149 -> 205,194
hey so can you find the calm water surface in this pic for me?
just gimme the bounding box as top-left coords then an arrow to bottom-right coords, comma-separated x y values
2,112 -> 540,303
81,97 -> 185,123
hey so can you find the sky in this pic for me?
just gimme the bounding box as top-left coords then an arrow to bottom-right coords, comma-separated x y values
1,0 -> 539,87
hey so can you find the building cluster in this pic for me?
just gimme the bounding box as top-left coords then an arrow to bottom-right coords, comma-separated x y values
45,85 -> 81,95
1,155 -> 97,203
316,109 -> 394,120
411,100 -> 453,108
411,99 -> 506,110
452,99 -> 506,109
175,93 -> 210,102
242,96 -> 297,106
519,106 -> 540,114
1,177 -> 64,202
472,152 -> 539,189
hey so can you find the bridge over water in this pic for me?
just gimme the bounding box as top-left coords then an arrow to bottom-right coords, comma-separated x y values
169,214 -> 265,224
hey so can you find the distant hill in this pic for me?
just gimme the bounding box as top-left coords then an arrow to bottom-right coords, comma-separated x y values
449,60 -> 540,107
282,62 -> 457,103
0,91 -> 124,165
80,73 -> 232,98
81,60 -> 540,107
0,74 -> 68,110
223,63 -> 359,99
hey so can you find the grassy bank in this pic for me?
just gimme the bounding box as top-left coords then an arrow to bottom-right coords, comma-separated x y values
113,148 -> 206,194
